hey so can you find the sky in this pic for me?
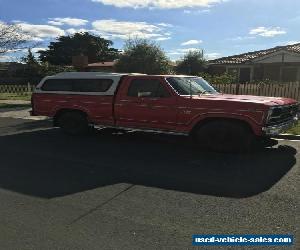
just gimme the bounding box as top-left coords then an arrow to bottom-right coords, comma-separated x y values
0,0 -> 300,62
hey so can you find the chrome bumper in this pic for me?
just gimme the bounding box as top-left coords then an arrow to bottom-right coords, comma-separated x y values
262,116 -> 298,136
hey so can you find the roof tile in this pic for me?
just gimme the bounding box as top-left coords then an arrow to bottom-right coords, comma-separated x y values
210,43 -> 300,64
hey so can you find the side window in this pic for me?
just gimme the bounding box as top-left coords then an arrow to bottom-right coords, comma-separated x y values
127,79 -> 170,98
41,79 -> 73,91
73,79 -> 113,92
41,79 -> 113,92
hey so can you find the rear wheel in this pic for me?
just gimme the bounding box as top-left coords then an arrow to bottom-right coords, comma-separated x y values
195,120 -> 256,153
57,111 -> 89,135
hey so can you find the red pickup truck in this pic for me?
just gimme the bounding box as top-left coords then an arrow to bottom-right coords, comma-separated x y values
31,72 -> 299,152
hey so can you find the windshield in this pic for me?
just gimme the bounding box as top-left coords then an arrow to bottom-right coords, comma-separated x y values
166,77 -> 218,95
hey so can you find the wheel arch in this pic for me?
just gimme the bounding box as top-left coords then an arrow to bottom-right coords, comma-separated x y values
189,116 -> 257,136
53,108 -> 88,126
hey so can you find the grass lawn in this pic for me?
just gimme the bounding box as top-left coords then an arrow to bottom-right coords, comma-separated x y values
0,93 -> 32,101
286,121 -> 300,135
0,103 -> 31,109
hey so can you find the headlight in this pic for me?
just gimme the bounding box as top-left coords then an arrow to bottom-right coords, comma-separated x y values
266,106 -> 278,122
266,104 -> 299,124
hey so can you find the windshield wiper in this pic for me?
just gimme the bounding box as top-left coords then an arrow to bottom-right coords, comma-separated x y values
197,90 -> 210,95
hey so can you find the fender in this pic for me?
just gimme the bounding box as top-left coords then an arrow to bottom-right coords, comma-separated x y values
185,111 -> 264,136
51,105 -> 91,121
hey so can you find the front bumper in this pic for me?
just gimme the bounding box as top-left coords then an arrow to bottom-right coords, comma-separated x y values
262,116 -> 298,136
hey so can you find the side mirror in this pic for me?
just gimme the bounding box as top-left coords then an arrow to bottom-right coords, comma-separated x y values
138,92 -> 152,97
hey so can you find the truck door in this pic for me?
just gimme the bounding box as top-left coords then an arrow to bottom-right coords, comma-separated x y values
115,77 -> 178,130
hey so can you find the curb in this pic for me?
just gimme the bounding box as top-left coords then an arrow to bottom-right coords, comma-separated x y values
0,100 -> 30,105
273,133 -> 300,140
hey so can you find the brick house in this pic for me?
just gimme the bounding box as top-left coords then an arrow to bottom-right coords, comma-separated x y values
85,61 -> 116,72
72,55 -> 116,72
209,43 -> 300,83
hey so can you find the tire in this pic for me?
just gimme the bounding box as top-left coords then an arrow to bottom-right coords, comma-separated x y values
195,120 -> 256,153
57,111 -> 89,135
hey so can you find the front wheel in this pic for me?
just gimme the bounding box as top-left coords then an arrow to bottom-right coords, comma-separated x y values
57,111 -> 89,135
195,120 -> 256,153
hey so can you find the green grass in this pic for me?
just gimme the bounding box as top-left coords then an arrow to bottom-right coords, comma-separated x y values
0,93 -> 32,101
0,103 -> 31,109
286,121 -> 300,135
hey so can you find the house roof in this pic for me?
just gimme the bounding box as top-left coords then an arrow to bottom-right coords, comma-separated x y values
210,43 -> 300,65
87,61 -> 116,67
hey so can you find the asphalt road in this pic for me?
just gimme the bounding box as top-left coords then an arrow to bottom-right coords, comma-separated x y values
0,117 -> 298,250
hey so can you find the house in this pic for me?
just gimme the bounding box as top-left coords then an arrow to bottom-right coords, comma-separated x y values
72,55 -> 116,72
209,43 -> 300,83
85,61 -> 116,72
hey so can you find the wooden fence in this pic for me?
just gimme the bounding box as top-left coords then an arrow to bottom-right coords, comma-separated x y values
212,82 -> 300,101
0,83 -> 34,96
0,82 -> 300,100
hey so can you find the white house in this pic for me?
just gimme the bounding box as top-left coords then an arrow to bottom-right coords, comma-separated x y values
209,43 -> 300,83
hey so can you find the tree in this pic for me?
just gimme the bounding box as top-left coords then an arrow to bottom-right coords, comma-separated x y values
176,50 -> 207,75
22,48 -> 38,65
21,49 -> 41,82
115,39 -> 172,74
38,32 -> 119,65
18,49 -> 75,83
0,22 -> 27,54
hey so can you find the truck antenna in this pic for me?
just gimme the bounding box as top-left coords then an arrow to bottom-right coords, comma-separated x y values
190,80 -> 192,99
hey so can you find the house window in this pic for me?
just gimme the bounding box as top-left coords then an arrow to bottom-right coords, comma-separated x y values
282,67 -> 298,82
264,65 -> 280,81
239,68 -> 251,83
253,67 -> 264,81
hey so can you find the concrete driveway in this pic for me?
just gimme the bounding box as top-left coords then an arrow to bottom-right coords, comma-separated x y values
0,117 -> 298,249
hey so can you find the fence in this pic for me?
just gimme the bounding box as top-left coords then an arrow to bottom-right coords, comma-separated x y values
212,82 -> 300,101
0,82 -> 300,100
0,83 -> 34,96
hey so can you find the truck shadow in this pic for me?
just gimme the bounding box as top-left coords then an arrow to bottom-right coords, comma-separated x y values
0,128 -> 297,198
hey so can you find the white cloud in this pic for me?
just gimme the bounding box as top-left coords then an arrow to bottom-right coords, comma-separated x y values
227,36 -> 255,41
47,21 -> 62,26
31,47 -> 47,53
48,18 -> 88,26
157,23 -> 173,27
249,26 -> 286,37
181,39 -> 203,46
205,52 -> 221,59
168,48 -> 220,60
17,48 -> 47,53
17,22 -> 65,41
91,0 -> 226,9
66,28 -> 90,34
0,55 -> 12,62
168,48 -> 200,55
92,19 -> 170,40
284,40 -> 300,45
156,37 -> 171,41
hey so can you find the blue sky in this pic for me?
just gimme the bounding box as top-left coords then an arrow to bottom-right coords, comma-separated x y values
0,0 -> 300,62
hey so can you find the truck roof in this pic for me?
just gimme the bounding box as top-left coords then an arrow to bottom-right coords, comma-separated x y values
51,72 -> 196,78
53,72 -> 146,78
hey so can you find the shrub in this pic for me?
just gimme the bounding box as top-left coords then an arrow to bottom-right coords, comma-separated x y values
197,72 -> 236,84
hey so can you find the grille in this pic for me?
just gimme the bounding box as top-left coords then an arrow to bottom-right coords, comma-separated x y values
267,104 -> 299,125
